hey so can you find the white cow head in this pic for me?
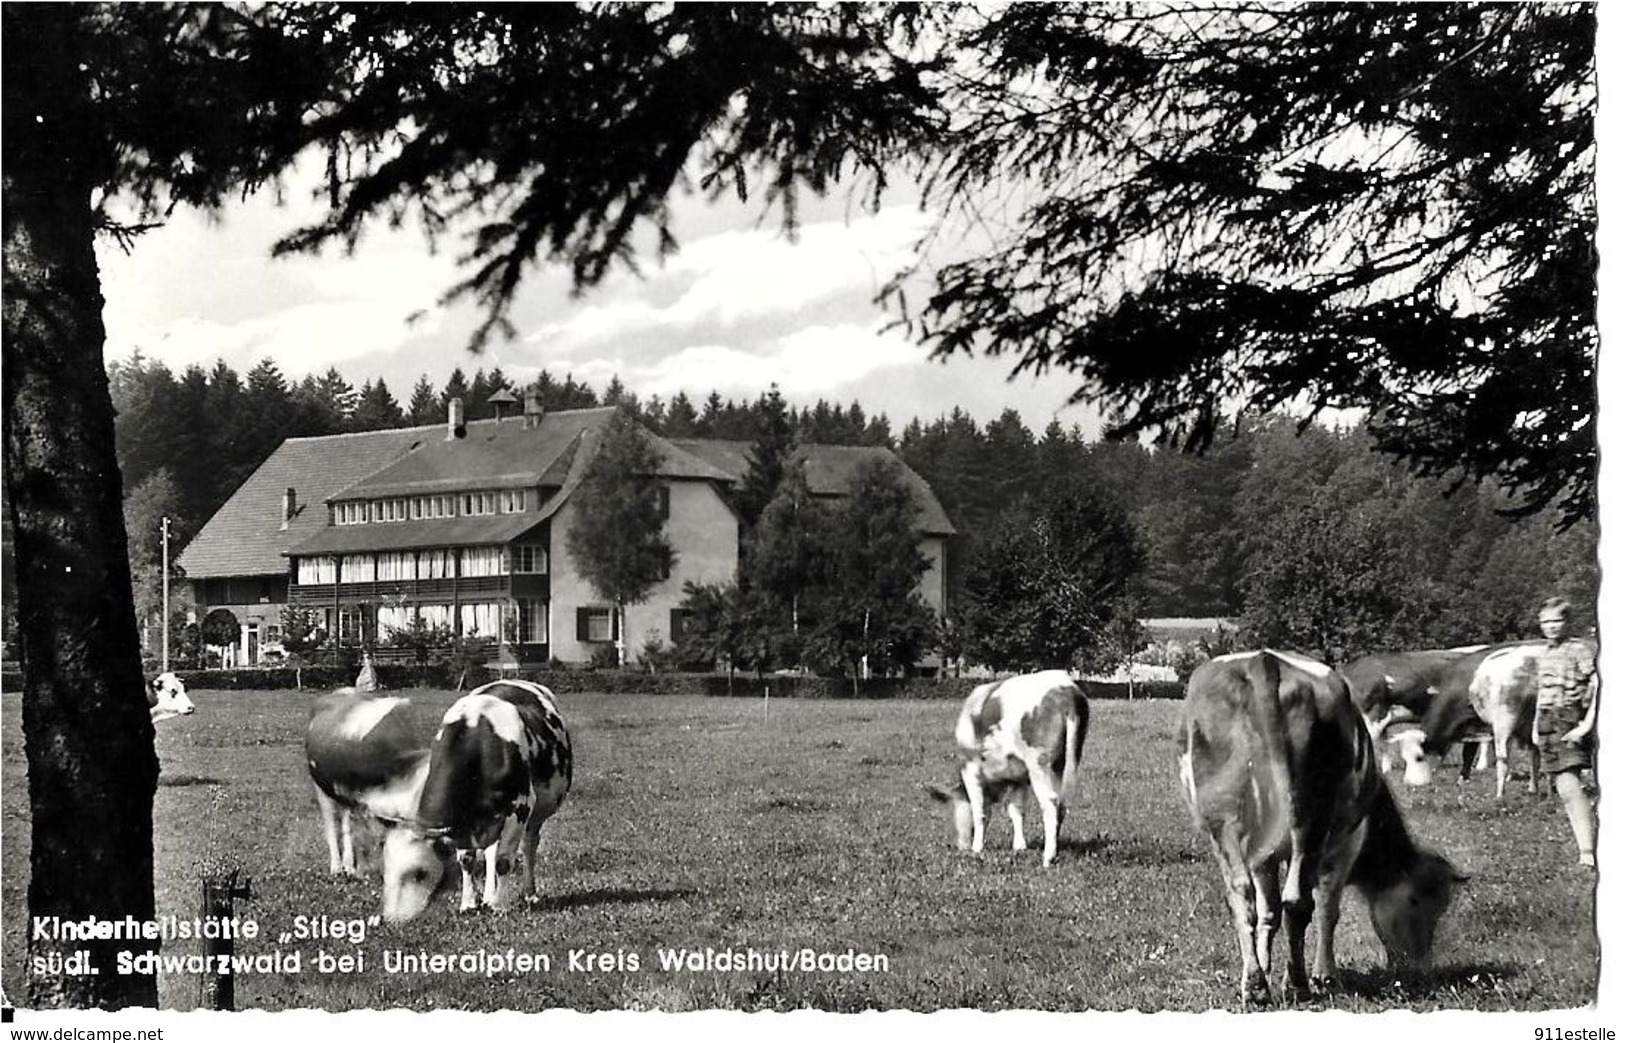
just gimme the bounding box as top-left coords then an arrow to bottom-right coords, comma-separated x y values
1386,725 -> 1433,787
379,828 -> 451,922
149,672 -> 196,722
925,781 -> 975,850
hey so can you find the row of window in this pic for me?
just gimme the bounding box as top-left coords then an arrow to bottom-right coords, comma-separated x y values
331,598 -> 549,644
295,545 -> 548,585
334,489 -> 532,526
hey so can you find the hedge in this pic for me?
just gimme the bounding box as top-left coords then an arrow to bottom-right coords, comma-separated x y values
0,665 -> 1185,702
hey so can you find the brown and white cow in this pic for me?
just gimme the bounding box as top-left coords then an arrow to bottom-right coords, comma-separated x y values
304,688 -> 448,922
1396,642 -> 1549,799
1340,647 -> 1489,783
927,670 -> 1089,867
409,679 -> 573,913
1466,643 -> 1549,799
1179,650 -> 1461,1007
148,671 -> 196,722
1378,641 -> 1550,798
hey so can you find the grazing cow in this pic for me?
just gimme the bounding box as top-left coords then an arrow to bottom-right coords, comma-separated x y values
412,679 -> 573,913
1340,648 -> 1489,782
148,672 -> 196,722
1178,650 -> 1461,1007
1376,641 -> 1550,798
927,670 -> 1089,867
1397,642 -> 1549,799
304,688 -> 447,922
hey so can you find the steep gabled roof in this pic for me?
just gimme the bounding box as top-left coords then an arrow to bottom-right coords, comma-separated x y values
332,408 -> 616,500
176,424 -> 434,578
180,408 -> 743,576
667,439 -> 956,536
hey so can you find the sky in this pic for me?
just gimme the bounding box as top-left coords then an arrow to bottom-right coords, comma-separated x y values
96,155 -> 1104,441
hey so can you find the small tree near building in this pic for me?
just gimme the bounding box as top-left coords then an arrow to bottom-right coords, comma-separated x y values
566,411 -> 675,667
961,481 -> 1143,673
745,460 -> 829,664
803,458 -> 936,690
1096,605 -> 1148,695
735,385 -> 797,530
279,605 -> 328,689
200,608 -> 240,667
674,582 -> 775,693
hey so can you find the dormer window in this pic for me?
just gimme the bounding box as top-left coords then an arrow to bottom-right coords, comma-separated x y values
463,491 -> 498,516
410,495 -> 454,519
373,498 -> 409,522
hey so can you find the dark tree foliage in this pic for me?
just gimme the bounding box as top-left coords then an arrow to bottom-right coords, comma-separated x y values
802,458 -> 936,683
440,367 -> 471,412
530,370 -> 602,413
673,581 -> 776,685
406,375 -> 440,425
467,369 -> 493,417
353,378 -> 406,431
734,385 -> 797,530
960,480 -> 1143,673
121,468 -> 192,659
1236,415 -> 1600,660
903,3 -> 1596,525
664,392 -> 701,437
1131,426 -> 1252,616
295,368 -> 359,433
743,460 -> 830,661
108,352 -> 186,500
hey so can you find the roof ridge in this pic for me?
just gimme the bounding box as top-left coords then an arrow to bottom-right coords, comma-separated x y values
669,436 -> 890,452
283,405 -> 622,445
284,423 -> 440,444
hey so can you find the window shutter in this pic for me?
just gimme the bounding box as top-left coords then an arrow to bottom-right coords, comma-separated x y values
576,607 -> 590,641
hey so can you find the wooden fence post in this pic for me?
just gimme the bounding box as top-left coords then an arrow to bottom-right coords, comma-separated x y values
199,864 -> 253,1011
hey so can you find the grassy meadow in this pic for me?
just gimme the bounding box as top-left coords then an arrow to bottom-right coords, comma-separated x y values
0,687 -> 1600,1012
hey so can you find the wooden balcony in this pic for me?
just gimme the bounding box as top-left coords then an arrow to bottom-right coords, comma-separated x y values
288,573 -> 521,605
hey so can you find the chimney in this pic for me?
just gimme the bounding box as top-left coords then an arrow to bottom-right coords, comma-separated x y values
446,396 -> 467,440
523,391 -> 545,429
488,387 -> 518,423
280,487 -> 297,530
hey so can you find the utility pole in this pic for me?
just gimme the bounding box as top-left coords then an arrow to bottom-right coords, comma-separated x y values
161,515 -> 171,672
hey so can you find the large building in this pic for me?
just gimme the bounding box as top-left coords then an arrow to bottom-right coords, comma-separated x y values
177,396 -> 954,669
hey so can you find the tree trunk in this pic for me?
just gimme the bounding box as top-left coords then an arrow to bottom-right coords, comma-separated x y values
615,599 -> 627,668
3,7 -> 161,1008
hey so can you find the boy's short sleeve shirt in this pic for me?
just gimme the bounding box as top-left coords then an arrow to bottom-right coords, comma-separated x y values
1536,638 -> 1596,711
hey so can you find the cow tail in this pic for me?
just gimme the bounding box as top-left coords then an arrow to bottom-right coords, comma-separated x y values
1242,652 -> 1295,864
1061,687 -> 1090,798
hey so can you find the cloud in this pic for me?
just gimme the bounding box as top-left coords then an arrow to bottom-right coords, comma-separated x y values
107,294 -> 450,376
526,205 -> 935,350
639,321 -> 926,398
99,198 -> 461,374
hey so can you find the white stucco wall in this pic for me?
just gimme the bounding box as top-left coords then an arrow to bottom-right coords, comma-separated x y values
549,480 -> 739,664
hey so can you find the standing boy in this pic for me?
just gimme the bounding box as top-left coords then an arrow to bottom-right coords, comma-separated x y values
1533,597 -> 1599,868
